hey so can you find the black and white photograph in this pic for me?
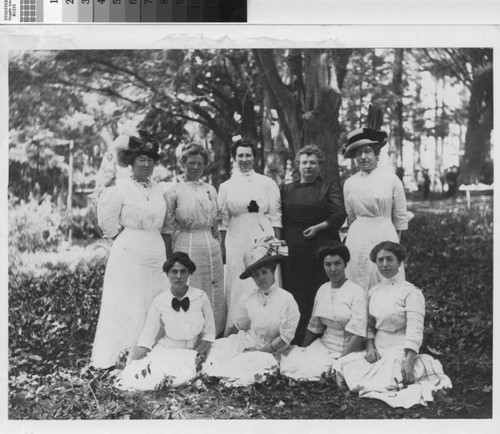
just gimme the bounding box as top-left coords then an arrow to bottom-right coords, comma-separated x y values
1,23 -> 498,432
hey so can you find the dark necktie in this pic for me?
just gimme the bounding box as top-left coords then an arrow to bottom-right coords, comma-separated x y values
172,297 -> 190,312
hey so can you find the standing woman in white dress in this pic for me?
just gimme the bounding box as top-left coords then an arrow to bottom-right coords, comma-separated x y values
218,138 -> 282,335
342,105 -> 409,291
163,143 -> 226,337
91,131 -> 169,369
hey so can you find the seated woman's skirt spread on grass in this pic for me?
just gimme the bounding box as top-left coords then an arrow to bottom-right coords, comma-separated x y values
115,348 -> 197,390
202,332 -> 279,387
279,339 -> 338,381
333,348 -> 452,408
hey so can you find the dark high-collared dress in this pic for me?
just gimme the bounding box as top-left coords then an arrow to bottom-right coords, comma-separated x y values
281,177 -> 346,344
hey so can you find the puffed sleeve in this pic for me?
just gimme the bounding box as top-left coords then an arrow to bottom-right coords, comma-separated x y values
137,299 -> 163,350
404,287 -> 425,353
343,180 -> 357,227
266,178 -> 282,228
325,181 -> 347,231
279,293 -> 300,344
307,291 -> 326,335
344,284 -> 368,337
97,186 -> 123,238
200,292 -> 216,342
217,182 -> 231,230
391,175 -> 409,231
162,184 -> 178,235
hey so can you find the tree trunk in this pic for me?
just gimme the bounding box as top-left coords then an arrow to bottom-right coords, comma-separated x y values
460,64 -> 493,184
254,49 -> 303,156
392,49 -> 404,167
302,51 -> 343,184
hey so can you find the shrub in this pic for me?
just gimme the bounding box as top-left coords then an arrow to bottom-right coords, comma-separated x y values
9,195 -> 66,253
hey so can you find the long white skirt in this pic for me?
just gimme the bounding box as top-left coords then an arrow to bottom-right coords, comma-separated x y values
203,332 -> 278,387
333,348 -> 452,408
345,216 -> 404,291
224,213 -> 277,335
115,347 -> 197,390
91,228 -> 168,368
279,339 -> 337,381
174,229 -> 226,337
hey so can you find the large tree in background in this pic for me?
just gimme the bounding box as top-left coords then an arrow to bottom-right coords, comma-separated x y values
254,49 -> 352,184
422,48 -> 493,184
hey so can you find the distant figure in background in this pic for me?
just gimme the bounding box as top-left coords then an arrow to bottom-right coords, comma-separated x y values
92,131 -> 169,369
218,138 -> 282,335
422,169 -> 431,200
163,143 -> 226,336
281,145 -> 346,344
342,105 -> 408,292
444,166 -> 459,198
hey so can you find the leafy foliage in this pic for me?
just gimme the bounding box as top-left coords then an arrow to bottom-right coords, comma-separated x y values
9,205 -> 492,419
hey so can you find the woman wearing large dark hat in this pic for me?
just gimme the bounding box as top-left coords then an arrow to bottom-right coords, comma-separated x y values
203,237 -> 300,386
91,130 -> 170,369
341,105 -> 409,291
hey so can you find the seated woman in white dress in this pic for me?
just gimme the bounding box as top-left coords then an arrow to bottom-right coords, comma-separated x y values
279,242 -> 367,381
334,241 -> 452,408
116,252 -> 215,390
203,238 -> 300,387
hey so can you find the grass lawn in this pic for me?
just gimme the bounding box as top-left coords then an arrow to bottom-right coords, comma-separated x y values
8,200 -> 493,420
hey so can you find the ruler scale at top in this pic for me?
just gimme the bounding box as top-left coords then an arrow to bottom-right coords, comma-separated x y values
1,0 -> 246,22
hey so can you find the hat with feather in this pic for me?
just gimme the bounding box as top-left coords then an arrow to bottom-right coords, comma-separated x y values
239,237 -> 284,280
342,105 -> 387,158
113,130 -> 161,168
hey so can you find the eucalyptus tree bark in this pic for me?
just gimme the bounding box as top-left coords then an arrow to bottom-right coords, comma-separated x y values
254,49 -> 352,185
460,62 -> 493,184
392,49 -> 404,167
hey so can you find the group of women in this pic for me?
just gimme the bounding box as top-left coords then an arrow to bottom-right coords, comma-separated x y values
91,110 -> 451,408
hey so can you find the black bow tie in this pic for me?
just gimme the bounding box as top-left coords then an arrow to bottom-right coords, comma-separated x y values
172,297 -> 190,312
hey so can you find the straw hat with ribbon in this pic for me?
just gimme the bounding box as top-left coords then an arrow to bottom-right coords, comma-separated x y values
239,237 -> 285,280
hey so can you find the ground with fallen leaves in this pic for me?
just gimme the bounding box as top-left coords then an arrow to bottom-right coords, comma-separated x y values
8,196 -> 492,419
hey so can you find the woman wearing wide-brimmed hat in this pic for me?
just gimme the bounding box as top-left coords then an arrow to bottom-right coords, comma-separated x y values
203,238 -> 300,386
342,105 -> 409,291
91,130 -> 169,369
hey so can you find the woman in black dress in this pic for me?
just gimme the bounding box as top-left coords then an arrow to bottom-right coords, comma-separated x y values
281,145 -> 346,344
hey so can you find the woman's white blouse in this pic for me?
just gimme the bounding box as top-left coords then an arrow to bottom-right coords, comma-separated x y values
367,275 -> 425,354
236,284 -> 300,345
163,180 -> 220,234
343,166 -> 408,230
218,169 -> 282,230
137,286 -> 216,350
97,179 -> 167,238
308,280 -> 367,346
